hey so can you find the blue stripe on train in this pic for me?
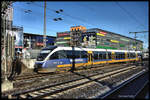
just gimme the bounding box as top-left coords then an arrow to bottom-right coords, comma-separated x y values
42,58 -> 88,68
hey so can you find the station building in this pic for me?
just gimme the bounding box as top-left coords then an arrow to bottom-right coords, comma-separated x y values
56,26 -> 143,51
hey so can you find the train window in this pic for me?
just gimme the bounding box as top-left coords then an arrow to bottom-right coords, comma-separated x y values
119,53 -> 122,59
75,51 -> 81,58
115,53 -> 118,59
131,53 -> 136,58
127,53 -> 130,58
66,50 -> 81,59
130,53 -> 133,58
58,50 -> 67,59
122,54 -> 125,59
115,52 -> 125,59
50,52 -> 59,59
108,52 -> 112,59
37,50 -> 51,61
128,53 -> 136,58
99,53 -> 103,59
120,53 -> 125,59
81,51 -> 87,58
116,54 -> 119,59
102,52 -> 106,59
93,51 -> 99,60
66,50 -> 73,59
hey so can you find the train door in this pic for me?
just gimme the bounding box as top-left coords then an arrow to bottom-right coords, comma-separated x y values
135,53 -> 138,61
125,52 -> 128,60
87,51 -> 93,67
111,51 -> 115,61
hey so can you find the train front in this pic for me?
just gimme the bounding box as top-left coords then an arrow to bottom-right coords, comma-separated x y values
34,46 -> 57,73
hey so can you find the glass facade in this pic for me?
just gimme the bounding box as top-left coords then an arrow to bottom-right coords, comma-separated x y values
56,27 -> 143,51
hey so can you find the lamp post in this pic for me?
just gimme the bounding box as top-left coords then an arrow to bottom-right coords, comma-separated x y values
43,1 -> 46,48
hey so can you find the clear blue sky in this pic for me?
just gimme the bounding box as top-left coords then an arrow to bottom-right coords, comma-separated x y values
12,1 -> 149,49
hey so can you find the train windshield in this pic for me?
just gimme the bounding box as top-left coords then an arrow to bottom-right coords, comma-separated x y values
37,50 -> 51,61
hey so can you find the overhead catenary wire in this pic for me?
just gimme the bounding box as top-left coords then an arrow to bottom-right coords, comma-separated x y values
115,2 -> 148,48
115,2 -> 147,28
13,5 -> 60,33
28,2 -> 98,28
15,3 -> 86,33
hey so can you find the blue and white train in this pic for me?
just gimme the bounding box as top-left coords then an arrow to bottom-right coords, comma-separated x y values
34,46 -> 142,73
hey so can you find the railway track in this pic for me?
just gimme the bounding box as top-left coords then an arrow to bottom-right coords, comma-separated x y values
2,64 -> 146,99
13,63 -> 128,81
12,63 -> 131,88
100,68 -> 148,99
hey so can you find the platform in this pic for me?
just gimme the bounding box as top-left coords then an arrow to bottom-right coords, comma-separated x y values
1,80 -> 13,92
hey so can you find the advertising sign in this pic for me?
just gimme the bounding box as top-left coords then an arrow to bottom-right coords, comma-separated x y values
96,33 -> 105,36
64,37 -> 71,39
57,33 -> 70,37
96,31 -> 107,36
99,31 -> 107,35
14,29 -> 23,48
81,32 -> 96,47
110,40 -> 119,43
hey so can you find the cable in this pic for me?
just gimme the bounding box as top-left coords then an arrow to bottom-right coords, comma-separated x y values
28,2 -> 98,27
13,5 -> 60,33
115,2 -> 146,28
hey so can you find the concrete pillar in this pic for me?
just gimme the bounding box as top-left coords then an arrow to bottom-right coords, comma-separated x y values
1,80 -> 13,92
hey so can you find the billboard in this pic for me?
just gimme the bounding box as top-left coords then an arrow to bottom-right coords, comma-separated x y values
81,32 -> 96,48
13,28 -> 23,48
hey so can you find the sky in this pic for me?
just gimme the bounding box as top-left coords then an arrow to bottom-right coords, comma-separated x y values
12,1 -> 149,49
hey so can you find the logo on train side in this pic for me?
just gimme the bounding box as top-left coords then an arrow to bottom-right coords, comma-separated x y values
70,59 -> 84,62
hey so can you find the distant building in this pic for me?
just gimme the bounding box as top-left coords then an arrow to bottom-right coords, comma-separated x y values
56,26 -> 143,51
23,33 -> 56,49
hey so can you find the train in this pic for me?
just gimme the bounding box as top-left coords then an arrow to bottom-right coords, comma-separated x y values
34,46 -> 142,73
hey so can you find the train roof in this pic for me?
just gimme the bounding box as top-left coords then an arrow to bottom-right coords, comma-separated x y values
55,46 -> 142,53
